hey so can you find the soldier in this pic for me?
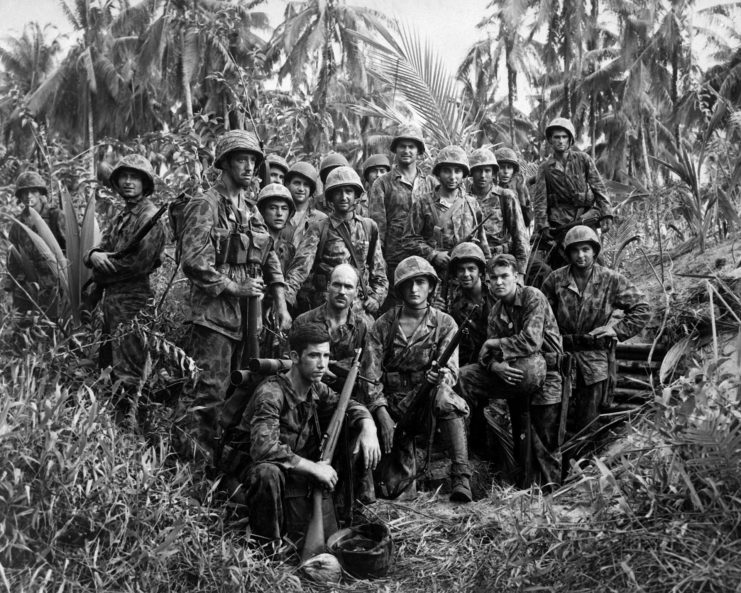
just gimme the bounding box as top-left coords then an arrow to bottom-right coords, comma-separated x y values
361,154 -> 391,194
284,166 -> 387,318
265,154 -> 289,185
467,147 -> 529,281
84,154 -> 167,428
363,256 -> 472,502
282,162 -> 327,248
533,118 -> 613,270
540,226 -> 650,436
174,130 -> 291,464
315,152 -> 350,215
495,147 -> 533,228
457,254 -> 563,487
369,124 -> 436,311
403,145 -> 490,307
219,323 -> 380,545
5,171 -> 67,316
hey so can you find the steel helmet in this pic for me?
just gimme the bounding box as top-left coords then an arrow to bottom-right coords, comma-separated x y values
15,171 -> 47,198
390,123 -> 426,155
449,242 -> 486,275
265,153 -> 289,174
361,154 -> 391,180
324,166 -> 364,198
394,256 -> 440,293
469,148 -> 499,174
494,147 -> 520,172
285,161 -> 318,195
563,225 -> 601,257
257,183 -> 295,217
433,145 -> 470,177
214,130 -> 264,170
109,154 -> 155,196
319,152 -> 350,182
545,117 -> 576,144
327,523 -> 394,579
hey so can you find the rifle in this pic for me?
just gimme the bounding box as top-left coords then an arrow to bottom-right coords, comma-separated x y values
230,358 -> 379,387
245,262 -> 262,360
111,202 -> 169,260
302,348 -> 363,561
456,211 -> 494,247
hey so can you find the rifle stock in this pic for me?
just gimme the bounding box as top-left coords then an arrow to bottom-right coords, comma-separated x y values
301,348 -> 363,561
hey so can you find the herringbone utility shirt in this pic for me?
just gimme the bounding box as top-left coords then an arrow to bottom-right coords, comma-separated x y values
540,264 -> 650,385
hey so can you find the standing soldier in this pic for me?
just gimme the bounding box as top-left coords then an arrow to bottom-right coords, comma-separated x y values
403,145 -> 490,307
315,152 -> 350,215
363,256 -> 472,502
467,147 -> 529,282
495,147 -> 533,228
265,154 -> 290,185
533,118 -> 613,270
540,226 -> 650,437
369,124 -> 436,311
357,154 -> 391,217
458,254 -> 563,487
285,166 -> 387,318
174,130 -> 291,464
84,155 -> 167,428
282,162 -> 327,249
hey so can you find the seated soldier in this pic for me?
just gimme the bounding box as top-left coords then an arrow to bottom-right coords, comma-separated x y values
362,256 -> 472,502
220,323 -> 380,546
458,254 -> 563,488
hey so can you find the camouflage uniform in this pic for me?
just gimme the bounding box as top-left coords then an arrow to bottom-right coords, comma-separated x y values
457,285 -> 563,486
219,373 -> 372,542
502,173 -> 533,228
362,306 -> 470,497
175,184 -> 285,460
284,214 -> 388,316
540,263 -> 650,432
447,283 -> 495,366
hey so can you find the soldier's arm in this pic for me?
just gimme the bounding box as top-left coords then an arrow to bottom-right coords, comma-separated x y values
317,383 -> 373,429
533,165 -> 549,234
360,321 -> 389,414
498,289 -> 547,359
502,191 -> 530,274
437,314 -> 460,385
584,153 -> 612,220
283,221 -> 321,306
401,197 -> 436,261
611,274 -> 651,341
368,176 -> 388,249
248,384 -> 303,468
263,249 -> 291,327
539,271 -> 559,313
366,219 -> 389,304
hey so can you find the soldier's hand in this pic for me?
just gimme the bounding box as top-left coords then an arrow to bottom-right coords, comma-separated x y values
354,419 -> 381,470
600,217 -> 613,233
489,361 -> 524,386
431,251 -> 450,267
235,277 -> 265,298
275,308 -> 292,331
375,407 -> 396,455
589,325 -> 617,339
90,251 -> 117,274
311,460 -> 338,490
363,297 -> 380,315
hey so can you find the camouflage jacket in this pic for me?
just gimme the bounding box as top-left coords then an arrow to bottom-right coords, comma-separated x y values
403,187 -> 491,262
362,306 -> 459,414
231,373 -> 371,469
271,233 -> 295,274
179,184 -> 285,340
293,303 -> 369,368
540,264 -> 650,385
533,149 -> 612,233
500,173 -> 533,228
85,198 -> 166,288
448,283 -> 495,366
467,181 -> 529,273
284,214 -> 388,306
281,199 -> 328,249
369,164 -> 437,267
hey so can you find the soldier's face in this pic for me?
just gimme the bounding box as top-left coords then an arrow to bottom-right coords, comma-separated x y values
261,199 -> 291,231
438,165 -> 464,191
292,342 -> 331,384
490,265 -> 517,301
327,268 -> 358,311
269,167 -> 285,184
395,141 -> 419,165
366,166 -> 389,186
20,189 -> 46,212
329,187 -> 357,214
471,166 -> 495,190
456,261 -> 481,289
117,170 -> 145,201
568,243 -> 595,268
225,151 -> 257,188
401,276 -> 431,307
498,164 -> 516,185
288,176 -> 312,204
549,131 -> 571,153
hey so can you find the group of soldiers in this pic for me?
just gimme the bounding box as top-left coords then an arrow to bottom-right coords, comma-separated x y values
5,116 -> 651,550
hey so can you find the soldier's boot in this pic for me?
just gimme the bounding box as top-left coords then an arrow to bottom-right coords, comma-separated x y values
440,417 -> 472,503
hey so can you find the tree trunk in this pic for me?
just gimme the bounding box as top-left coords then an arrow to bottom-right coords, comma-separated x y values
506,43 -> 517,146
589,0 -> 599,159
181,30 -> 194,129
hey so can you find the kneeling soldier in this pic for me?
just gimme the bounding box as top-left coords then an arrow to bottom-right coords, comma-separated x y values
363,256 -> 472,502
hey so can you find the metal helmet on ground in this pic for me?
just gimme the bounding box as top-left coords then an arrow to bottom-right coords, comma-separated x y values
285,161 -> 318,195
545,117 -> 576,144
265,153 -> 289,174
469,148 -> 499,174
449,242 -> 486,275
214,130 -> 264,170
494,147 -> 520,172
390,123 -> 426,155
324,166 -> 364,199
15,171 -> 47,198
319,152 -> 350,182
563,225 -> 601,257
394,255 -> 440,293
327,523 -> 394,579
433,145 -> 470,177
257,183 -> 295,217
110,154 -> 155,196
361,154 -> 391,180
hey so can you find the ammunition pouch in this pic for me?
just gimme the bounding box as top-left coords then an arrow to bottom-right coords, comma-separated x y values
562,334 -> 615,352
383,371 -> 425,392
214,229 -> 270,267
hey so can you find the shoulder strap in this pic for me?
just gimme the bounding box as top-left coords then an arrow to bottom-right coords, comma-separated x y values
314,217 -> 332,270
362,217 -> 378,269
382,306 -> 403,368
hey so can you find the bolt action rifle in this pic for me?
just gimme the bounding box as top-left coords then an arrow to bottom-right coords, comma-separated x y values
302,348 -> 363,561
